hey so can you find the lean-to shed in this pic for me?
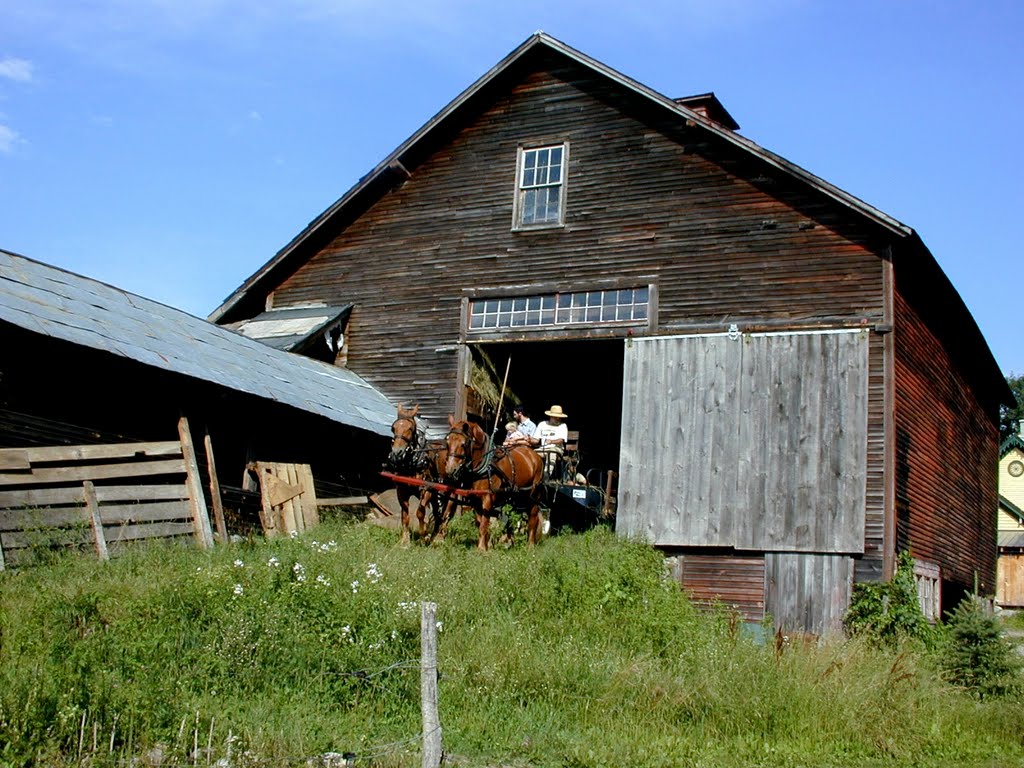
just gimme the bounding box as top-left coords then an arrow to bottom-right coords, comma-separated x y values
0,249 -> 394,510
210,33 -> 1013,633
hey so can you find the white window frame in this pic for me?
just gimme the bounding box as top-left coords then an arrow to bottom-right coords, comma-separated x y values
468,286 -> 650,332
512,143 -> 568,230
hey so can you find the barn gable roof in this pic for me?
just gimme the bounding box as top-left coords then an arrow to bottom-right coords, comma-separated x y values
0,249 -> 393,436
207,32 -> 1012,410
1002,432 -> 1024,459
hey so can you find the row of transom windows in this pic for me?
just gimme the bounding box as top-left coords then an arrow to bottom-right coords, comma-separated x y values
469,287 -> 649,331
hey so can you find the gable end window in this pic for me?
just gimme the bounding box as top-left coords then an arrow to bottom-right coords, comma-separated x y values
514,144 -> 567,229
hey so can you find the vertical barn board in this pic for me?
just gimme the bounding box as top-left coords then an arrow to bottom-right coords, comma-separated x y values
766,552 -> 854,635
620,331 -> 868,553
298,464 -> 320,529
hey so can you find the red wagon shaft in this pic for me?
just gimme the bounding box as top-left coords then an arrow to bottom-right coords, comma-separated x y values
380,471 -> 490,498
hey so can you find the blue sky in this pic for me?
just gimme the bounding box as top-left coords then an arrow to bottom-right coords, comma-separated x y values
1,1 -> 1021,375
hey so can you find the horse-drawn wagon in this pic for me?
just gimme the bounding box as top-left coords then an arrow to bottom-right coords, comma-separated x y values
382,405 -> 615,549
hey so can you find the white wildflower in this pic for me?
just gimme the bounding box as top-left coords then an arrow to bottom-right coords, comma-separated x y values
233,584 -> 244,596
391,629 -> 398,640
436,621 -> 443,633
233,559 -> 244,568
351,580 -> 360,594
267,556 -> 280,567
293,563 -> 307,582
316,574 -> 331,588
366,563 -> 382,583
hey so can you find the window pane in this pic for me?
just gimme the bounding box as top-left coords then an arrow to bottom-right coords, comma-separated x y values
602,291 -> 616,306
634,304 -> 648,320
537,148 -> 549,167
527,296 -> 541,311
470,314 -> 483,329
586,306 -> 600,322
587,291 -> 601,306
557,293 -> 571,308
635,286 -> 649,303
549,164 -> 561,184
524,151 -> 536,169
499,298 -> 513,313
522,168 -> 536,187
521,189 -> 537,223
513,297 -> 527,312
498,312 -> 511,326
527,310 -> 541,325
541,308 -> 555,324
542,295 -> 556,310
550,146 -> 562,166
485,299 -> 498,315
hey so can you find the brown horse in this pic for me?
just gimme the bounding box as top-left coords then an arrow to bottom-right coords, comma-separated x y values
445,415 -> 544,550
385,405 -> 450,546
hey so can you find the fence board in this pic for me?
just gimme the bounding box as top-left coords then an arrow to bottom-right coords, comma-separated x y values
0,458 -> 187,486
0,441 -> 182,464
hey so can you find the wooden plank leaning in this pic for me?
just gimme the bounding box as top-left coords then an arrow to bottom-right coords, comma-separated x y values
82,480 -> 110,561
203,431 -> 228,544
178,416 -> 214,549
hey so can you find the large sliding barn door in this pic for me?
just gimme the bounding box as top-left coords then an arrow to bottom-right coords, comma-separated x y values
618,330 -> 869,554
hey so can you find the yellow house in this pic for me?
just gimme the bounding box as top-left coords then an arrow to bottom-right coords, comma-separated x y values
997,422 -> 1024,607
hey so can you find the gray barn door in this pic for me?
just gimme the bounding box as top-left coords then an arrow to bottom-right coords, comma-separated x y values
617,330 -> 868,554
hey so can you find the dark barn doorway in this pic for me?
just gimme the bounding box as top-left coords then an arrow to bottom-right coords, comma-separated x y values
467,338 -> 625,483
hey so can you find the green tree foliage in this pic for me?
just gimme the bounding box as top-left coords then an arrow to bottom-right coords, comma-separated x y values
844,551 -> 933,646
1001,372 -> 1024,440
941,596 -> 1022,699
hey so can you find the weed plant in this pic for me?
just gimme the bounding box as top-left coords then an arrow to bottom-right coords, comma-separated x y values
1,518 -> 1022,767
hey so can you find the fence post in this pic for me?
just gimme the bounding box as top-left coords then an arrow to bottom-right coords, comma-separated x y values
420,601 -> 442,768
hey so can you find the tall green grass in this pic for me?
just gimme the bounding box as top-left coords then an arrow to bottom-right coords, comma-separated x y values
1,516 -> 1021,767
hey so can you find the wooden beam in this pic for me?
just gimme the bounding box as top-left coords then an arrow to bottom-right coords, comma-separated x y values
298,464 -> 320,529
178,416 -> 214,549
83,481 -> 109,562
316,496 -> 368,507
204,431 -> 229,545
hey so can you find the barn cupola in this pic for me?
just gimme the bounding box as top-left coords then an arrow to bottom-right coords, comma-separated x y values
674,92 -> 740,131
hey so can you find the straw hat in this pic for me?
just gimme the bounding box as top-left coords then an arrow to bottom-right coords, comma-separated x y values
544,405 -> 568,419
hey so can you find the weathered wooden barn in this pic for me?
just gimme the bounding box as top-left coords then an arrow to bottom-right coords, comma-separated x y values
209,33 -> 1012,633
1,249 -> 394,560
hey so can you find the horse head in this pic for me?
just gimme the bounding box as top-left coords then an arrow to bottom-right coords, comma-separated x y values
445,415 -> 486,483
386,404 -> 421,472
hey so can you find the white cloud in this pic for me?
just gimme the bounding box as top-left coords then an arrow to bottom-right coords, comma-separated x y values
0,124 -> 21,153
0,57 -> 33,82
248,110 -> 262,121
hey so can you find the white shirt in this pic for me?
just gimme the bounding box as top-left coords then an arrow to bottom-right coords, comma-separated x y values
534,420 -> 568,451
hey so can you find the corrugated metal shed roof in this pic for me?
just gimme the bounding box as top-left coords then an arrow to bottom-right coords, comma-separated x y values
226,304 -> 351,352
999,530 -> 1024,549
0,249 -> 393,436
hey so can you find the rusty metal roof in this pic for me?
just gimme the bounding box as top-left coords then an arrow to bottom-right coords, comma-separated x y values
0,249 -> 393,436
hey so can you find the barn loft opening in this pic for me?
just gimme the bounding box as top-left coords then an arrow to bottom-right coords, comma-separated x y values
465,338 -> 624,484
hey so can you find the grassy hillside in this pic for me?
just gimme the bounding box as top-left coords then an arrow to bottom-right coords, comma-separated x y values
1,515 -> 1021,768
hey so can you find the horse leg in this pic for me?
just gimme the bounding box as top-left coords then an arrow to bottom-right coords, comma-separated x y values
526,494 -> 541,547
397,485 -> 413,547
416,487 -> 430,540
477,493 -> 493,551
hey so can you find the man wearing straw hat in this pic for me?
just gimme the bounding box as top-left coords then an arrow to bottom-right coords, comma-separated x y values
530,404 -> 569,480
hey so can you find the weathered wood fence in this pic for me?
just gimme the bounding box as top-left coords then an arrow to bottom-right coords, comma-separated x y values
0,417 -> 213,569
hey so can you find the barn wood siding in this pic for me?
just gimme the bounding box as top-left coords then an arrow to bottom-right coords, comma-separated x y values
271,64 -> 887,433
617,331 -> 868,553
893,290 -> 999,596
997,554 -> 1024,608
765,552 -> 854,635
677,552 -> 766,622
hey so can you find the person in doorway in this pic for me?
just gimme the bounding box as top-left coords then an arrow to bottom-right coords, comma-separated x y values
530,405 -> 568,480
504,404 -> 536,446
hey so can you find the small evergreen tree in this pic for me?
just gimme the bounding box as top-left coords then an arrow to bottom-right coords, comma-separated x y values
942,596 -> 1022,699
